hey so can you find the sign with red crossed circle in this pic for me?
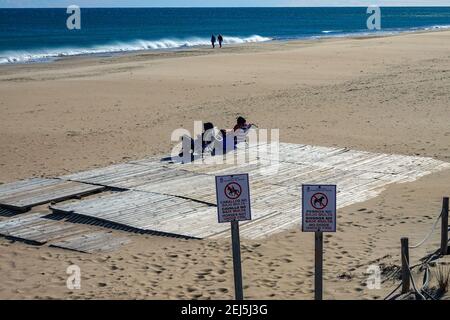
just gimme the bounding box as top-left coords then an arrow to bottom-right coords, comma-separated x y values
216,174 -> 251,223
302,185 -> 336,233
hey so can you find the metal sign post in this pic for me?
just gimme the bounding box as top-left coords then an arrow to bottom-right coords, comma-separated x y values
216,174 -> 251,300
315,230 -> 323,300
231,220 -> 243,300
302,184 -> 337,301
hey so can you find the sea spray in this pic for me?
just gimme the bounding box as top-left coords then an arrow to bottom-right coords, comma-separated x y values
0,35 -> 272,64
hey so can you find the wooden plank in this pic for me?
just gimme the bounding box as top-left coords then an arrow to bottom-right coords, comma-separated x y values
0,212 -> 131,253
0,178 -> 58,197
0,178 -> 104,211
61,162 -> 206,191
51,191 -> 229,239
50,231 -> 131,253
0,213 -> 89,244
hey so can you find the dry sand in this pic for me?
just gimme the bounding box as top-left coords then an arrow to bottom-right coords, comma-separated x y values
0,30 -> 450,300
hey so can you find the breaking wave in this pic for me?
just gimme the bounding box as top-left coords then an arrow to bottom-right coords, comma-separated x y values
0,35 -> 272,64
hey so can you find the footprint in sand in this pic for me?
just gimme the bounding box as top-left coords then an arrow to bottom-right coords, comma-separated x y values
261,279 -> 277,287
151,263 -> 165,270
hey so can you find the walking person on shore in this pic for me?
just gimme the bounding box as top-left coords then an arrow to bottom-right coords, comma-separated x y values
211,34 -> 216,49
218,34 -> 223,48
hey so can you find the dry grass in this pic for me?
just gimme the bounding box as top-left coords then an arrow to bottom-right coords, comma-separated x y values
434,264 -> 450,294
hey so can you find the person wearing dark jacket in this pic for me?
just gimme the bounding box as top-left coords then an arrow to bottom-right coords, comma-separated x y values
211,34 -> 216,49
178,122 -> 217,162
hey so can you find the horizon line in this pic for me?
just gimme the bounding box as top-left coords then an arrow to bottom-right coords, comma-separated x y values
2,5 -> 450,9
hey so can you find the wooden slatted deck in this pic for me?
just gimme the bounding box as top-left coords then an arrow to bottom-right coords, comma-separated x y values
0,178 -> 105,212
0,212 -> 131,252
50,232 -> 131,254
53,143 -> 450,240
51,191 -> 227,239
0,213 -> 88,245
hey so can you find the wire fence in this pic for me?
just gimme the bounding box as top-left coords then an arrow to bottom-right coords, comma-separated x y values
384,197 -> 449,300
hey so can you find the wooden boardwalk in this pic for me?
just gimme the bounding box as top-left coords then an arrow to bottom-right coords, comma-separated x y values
0,212 -> 131,252
0,178 -> 104,212
0,213 -> 81,245
54,143 -> 450,240
52,191 -> 227,239
50,232 -> 131,254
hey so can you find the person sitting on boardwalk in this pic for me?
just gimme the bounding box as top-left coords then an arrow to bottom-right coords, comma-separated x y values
233,116 -> 256,146
233,116 -> 253,132
174,118 -> 256,163
178,122 -> 223,162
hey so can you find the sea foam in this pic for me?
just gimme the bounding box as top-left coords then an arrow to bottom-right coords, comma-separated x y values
0,35 -> 272,64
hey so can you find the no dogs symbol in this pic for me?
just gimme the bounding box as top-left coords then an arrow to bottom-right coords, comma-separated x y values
225,182 -> 242,200
311,193 -> 328,210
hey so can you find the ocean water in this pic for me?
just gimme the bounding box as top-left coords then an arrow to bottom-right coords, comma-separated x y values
1,7 -> 450,64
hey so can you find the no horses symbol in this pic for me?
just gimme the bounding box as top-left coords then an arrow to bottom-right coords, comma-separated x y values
225,182 -> 242,200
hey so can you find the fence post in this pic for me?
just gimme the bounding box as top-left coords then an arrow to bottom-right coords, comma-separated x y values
314,231 -> 323,300
401,237 -> 410,294
441,197 -> 449,256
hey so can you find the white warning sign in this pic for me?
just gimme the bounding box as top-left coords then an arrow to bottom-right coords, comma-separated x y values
302,184 -> 337,232
215,174 -> 251,223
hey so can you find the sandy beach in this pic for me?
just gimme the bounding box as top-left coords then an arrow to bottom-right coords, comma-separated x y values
0,30 -> 450,300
